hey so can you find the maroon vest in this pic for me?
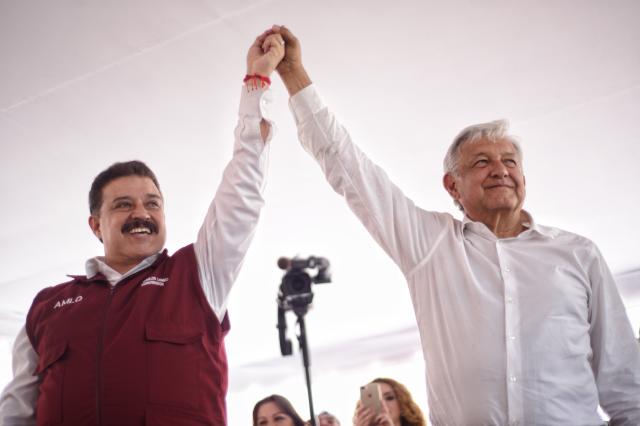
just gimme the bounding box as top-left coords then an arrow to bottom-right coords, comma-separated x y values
26,245 -> 230,426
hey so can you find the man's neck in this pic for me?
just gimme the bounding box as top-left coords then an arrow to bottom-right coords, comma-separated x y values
103,254 -> 157,276
105,260 -> 138,275
469,210 -> 525,238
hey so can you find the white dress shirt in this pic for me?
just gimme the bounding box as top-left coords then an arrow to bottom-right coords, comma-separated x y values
289,84 -> 640,425
0,85 -> 273,426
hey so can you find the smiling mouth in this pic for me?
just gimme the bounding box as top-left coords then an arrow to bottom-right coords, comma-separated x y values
485,184 -> 514,189
129,226 -> 152,235
121,219 -> 158,235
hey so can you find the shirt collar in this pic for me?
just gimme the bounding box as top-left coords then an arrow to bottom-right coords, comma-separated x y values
462,210 -> 555,240
85,252 -> 162,286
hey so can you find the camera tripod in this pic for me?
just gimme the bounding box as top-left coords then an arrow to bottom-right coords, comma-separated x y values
277,256 -> 332,426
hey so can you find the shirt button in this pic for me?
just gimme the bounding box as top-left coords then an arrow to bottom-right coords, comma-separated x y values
505,266 -> 511,272
509,335 -> 517,340
509,375 -> 517,383
506,296 -> 513,304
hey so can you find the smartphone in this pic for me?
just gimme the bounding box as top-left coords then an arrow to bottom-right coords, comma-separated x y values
360,382 -> 382,416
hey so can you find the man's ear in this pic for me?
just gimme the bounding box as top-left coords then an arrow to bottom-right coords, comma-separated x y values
443,173 -> 460,200
88,215 -> 103,243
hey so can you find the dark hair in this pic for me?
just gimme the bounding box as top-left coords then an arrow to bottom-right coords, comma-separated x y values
318,411 -> 340,425
252,395 -> 305,426
372,378 -> 426,426
89,160 -> 160,215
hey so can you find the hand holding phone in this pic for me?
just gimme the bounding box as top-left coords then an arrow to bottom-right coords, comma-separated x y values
360,382 -> 383,417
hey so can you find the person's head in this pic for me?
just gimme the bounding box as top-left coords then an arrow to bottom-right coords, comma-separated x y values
253,394 -> 306,426
317,411 -> 340,426
371,378 -> 426,426
88,160 -> 166,273
442,119 -> 526,219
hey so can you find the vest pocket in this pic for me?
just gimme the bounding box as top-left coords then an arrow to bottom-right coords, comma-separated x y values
145,323 -> 203,412
34,340 -> 68,425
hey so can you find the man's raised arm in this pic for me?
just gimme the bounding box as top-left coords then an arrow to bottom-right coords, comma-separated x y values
194,31 -> 285,321
272,25 -> 448,276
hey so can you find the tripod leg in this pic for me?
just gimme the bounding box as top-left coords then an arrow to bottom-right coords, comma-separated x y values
296,315 -> 316,426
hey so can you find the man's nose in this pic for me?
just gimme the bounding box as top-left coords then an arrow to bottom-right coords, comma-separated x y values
130,201 -> 151,219
489,160 -> 508,177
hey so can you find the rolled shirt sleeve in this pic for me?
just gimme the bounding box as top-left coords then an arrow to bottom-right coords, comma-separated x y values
194,86 -> 272,322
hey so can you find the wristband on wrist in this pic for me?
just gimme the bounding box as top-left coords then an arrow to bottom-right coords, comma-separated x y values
243,74 -> 271,90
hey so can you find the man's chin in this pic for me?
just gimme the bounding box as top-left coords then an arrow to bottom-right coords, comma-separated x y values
484,198 -> 521,213
125,251 -> 160,265
125,241 -> 164,258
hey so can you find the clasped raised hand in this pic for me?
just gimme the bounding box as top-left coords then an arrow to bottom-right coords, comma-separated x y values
247,29 -> 286,76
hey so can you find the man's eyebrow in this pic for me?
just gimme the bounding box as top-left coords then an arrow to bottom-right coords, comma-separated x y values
469,152 -> 489,159
110,194 -> 162,203
111,196 -> 132,203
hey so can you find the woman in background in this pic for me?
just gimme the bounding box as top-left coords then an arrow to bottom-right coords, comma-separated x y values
354,378 -> 426,426
253,394 -> 306,426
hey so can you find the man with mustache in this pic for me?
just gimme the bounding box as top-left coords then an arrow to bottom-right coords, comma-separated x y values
272,25 -> 640,425
0,32 -> 285,425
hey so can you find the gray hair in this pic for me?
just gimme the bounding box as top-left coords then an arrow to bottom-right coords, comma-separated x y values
443,119 -> 522,176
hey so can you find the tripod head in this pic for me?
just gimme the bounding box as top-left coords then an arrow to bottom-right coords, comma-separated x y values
277,256 -> 331,317
276,256 -> 331,355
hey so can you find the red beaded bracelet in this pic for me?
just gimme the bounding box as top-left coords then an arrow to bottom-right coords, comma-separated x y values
243,74 -> 271,89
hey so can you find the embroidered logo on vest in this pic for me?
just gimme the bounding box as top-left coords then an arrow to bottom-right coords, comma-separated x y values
54,295 -> 83,309
141,276 -> 169,287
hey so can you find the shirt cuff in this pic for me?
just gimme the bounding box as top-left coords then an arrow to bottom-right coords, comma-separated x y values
238,86 -> 274,121
289,84 -> 324,125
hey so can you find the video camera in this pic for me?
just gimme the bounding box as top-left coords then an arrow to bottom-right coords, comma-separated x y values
276,256 -> 331,315
276,256 -> 331,356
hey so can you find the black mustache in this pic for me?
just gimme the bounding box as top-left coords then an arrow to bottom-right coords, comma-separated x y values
121,218 -> 159,234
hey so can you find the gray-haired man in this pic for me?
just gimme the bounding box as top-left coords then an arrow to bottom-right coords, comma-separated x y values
273,25 -> 640,425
